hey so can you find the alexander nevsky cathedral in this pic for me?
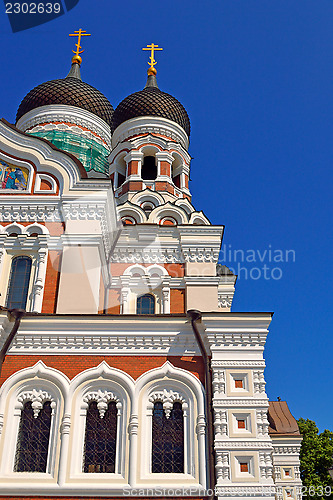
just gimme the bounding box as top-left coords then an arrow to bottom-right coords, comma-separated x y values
0,32 -> 302,500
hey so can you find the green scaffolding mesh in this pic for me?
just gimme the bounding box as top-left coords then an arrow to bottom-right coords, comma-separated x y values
28,130 -> 110,174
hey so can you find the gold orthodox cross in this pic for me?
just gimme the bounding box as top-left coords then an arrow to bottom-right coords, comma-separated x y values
69,29 -> 91,57
142,43 -> 163,71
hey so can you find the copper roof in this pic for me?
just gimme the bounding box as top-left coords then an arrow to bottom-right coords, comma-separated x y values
16,65 -> 113,127
111,74 -> 190,136
268,401 -> 301,436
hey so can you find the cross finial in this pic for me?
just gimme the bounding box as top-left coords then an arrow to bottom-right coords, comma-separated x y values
69,29 -> 91,65
142,43 -> 163,76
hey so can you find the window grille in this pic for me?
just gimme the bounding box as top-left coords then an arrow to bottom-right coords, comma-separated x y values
137,294 -> 155,314
152,401 -> 184,473
14,401 -> 52,472
83,401 -> 117,473
6,256 -> 32,309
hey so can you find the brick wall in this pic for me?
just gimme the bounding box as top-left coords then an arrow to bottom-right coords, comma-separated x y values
42,251 -> 61,313
170,289 -> 185,313
0,355 -> 205,386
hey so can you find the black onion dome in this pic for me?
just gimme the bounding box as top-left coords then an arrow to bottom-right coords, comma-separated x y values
112,74 -> 190,136
16,62 -> 113,127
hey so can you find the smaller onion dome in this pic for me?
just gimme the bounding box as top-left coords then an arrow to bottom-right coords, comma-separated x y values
16,58 -> 113,127
112,71 -> 190,137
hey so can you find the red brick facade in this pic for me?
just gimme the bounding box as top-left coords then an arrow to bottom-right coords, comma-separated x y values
0,355 -> 205,387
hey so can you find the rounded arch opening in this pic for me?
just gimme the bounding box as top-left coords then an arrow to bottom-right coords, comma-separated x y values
114,153 -> 127,188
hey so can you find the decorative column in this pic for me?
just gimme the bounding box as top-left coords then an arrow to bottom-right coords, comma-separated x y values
124,151 -> 144,181
128,413 -> 139,487
162,277 -> 171,313
58,412 -> 71,486
155,151 -> 173,180
31,246 -> 48,313
196,414 -> 207,486
120,276 -> 131,314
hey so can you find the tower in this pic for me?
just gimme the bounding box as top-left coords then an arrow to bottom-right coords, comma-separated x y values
0,40 -> 302,500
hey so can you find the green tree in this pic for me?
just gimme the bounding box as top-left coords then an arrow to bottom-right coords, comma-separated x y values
298,418 -> 333,500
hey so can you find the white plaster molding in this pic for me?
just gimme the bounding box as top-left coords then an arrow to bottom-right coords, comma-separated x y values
148,202 -> 189,224
259,451 -> 273,479
34,173 -> 57,194
212,368 -> 226,397
257,409 -> 270,437
83,390 -> 121,418
0,361 -> 70,406
31,247 -> 48,313
137,361 -> 206,487
124,150 -> 144,162
215,485 -> 276,497
17,389 -> 56,418
117,202 -> 147,223
68,361 -> 135,400
218,291 -> 234,309
254,370 -> 267,394
214,399 -> 269,407
9,331 -> 200,355
110,134 -> 191,165
0,362 -> 67,477
111,116 -> 189,150
272,446 -> 302,455
148,389 -> 188,418
155,151 -> 174,163
215,450 -> 230,482
207,331 -> 268,347
129,189 -> 165,207
214,409 -> 228,437
215,441 -> 273,450
211,360 -> 266,368
16,105 -> 111,148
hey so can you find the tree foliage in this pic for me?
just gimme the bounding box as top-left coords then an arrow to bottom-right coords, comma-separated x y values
298,418 -> 333,500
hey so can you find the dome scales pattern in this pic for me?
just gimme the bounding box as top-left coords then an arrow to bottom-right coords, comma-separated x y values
16,70 -> 113,127
112,75 -> 190,137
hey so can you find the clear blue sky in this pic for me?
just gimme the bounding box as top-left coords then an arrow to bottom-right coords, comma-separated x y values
0,0 -> 332,432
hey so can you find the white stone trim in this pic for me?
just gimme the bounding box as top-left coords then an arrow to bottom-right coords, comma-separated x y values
16,105 -> 111,148
34,174 -> 57,194
0,362 -> 67,479
135,361 -> 207,488
112,116 -> 189,150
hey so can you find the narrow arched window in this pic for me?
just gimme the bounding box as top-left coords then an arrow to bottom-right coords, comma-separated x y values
83,401 -> 117,473
152,402 -> 184,473
14,401 -> 52,472
141,156 -> 157,180
6,256 -> 32,309
137,294 -> 155,314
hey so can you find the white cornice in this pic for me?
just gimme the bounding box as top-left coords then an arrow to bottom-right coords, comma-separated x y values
111,224 -> 223,263
2,313 -> 274,356
112,116 -> 189,150
16,105 -> 111,148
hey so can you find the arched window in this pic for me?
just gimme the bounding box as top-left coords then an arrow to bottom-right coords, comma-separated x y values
14,401 -> 52,472
141,156 -> 157,180
6,256 -> 32,309
152,401 -> 184,473
137,294 -> 155,314
83,401 -> 117,473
